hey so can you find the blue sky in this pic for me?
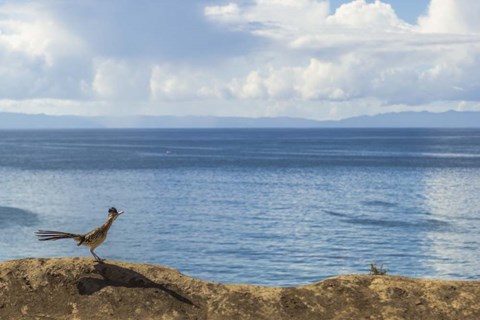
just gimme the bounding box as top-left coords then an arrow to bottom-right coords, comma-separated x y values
0,0 -> 479,120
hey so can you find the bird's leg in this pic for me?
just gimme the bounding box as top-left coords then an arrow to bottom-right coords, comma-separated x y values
94,252 -> 104,263
89,248 -> 97,260
90,248 -> 104,263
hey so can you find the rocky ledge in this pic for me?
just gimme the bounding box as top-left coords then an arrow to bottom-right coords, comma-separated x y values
0,258 -> 479,319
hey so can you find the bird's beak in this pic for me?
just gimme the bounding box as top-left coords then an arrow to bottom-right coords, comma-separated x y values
118,211 -> 124,215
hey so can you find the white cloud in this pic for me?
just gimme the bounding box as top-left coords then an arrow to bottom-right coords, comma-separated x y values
0,2 -> 89,100
326,0 -> 411,30
92,59 -> 150,100
150,65 -> 224,101
0,3 -> 86,64
205,0 -> 329,40
204,3 -> 240,22
0,0 -> 479,119
418,0 -> 480,34
227,57 -> 358,101
204,0 -> 480,107
205,0 -> 413,43
229,71 -> 268,99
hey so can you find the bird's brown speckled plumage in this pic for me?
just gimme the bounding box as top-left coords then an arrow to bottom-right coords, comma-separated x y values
35,207 -> 123,262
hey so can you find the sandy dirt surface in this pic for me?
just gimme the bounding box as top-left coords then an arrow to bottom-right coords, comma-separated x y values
0,258 -> 479,319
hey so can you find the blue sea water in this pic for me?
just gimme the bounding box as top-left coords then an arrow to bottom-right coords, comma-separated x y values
0,128 -> 480,286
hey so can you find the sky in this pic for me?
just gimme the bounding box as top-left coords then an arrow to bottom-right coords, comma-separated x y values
0,0 -> 479,120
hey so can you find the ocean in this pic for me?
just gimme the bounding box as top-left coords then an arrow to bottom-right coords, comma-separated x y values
0,128 -> 479,286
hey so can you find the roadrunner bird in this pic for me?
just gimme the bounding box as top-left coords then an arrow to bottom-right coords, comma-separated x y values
36,207 -> 124,262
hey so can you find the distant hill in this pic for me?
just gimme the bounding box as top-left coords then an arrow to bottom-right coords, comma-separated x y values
316,110 -> 480,128
1,110 -> 480,129
94,115 -> 322,128
0,112 -> 102,129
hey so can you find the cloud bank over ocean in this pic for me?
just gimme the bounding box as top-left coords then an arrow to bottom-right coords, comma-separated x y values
0,0 -> 479,120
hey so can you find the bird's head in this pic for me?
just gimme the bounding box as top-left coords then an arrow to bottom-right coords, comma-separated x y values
108,207 -> 124,221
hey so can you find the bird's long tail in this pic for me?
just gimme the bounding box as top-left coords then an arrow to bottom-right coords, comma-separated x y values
35,230 -> 82,242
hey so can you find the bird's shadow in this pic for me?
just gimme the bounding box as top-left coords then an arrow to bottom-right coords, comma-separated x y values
77,262 -> 194,306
